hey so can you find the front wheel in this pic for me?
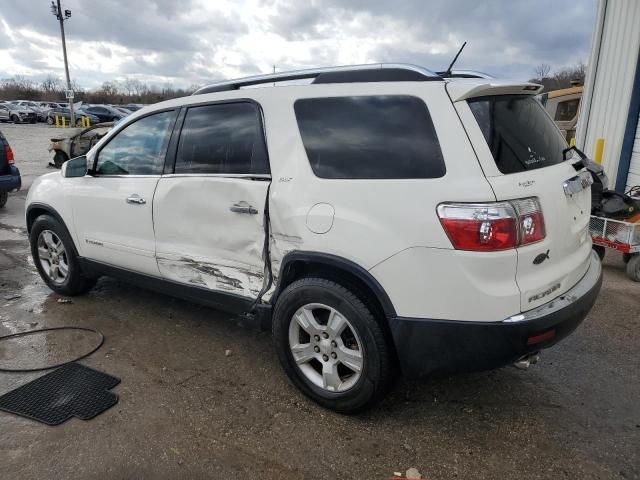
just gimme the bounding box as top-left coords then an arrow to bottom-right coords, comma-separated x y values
273,277 -> 392,413
30,215 -> 96,295
10,115 -> 19,123
53,151 -> 68,168
626,255 -> 640,282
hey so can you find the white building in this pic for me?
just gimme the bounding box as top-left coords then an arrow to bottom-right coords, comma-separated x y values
577,0 -> 640,192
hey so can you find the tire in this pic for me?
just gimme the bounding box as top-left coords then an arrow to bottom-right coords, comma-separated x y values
53,151 -> 68,168
593,245 -> 606,261
0,191 -> 7,208
625,255 -> 640,282
47,116 -> 54,125
75,119 -> 83,127
10,115 -> 19,123
273,277 -> 392,413
29,214 -> 96,295
622,253 -> 632,264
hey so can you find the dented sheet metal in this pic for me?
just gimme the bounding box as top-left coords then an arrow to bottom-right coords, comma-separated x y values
157,255 -> 264,298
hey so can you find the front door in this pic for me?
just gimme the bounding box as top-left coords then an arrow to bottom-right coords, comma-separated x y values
71,109 -> 177,276
153,101 -> 271,299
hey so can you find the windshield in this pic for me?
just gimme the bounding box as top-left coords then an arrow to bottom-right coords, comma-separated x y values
468,95 -> 568,174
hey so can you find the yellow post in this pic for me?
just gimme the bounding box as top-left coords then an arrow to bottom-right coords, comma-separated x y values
569,137 -> 575,147
61,116 -> 66,128
594,138 -> 604,165
55,115 -> 60,127
84,116 -> 90,128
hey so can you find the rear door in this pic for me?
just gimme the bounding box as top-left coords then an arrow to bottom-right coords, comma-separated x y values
454,91 -> 592,312
153,101 -> 271,300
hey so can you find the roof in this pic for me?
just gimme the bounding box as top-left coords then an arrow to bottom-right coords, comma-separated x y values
547,86 -> 583,98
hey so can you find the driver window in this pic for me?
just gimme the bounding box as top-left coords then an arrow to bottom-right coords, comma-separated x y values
95,110 -> 176,175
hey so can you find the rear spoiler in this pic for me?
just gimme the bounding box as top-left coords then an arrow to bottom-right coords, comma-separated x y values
446,81 -> 543,102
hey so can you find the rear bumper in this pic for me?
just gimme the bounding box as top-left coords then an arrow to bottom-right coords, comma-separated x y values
389,250 -> 603,378
0,166 -> 21,192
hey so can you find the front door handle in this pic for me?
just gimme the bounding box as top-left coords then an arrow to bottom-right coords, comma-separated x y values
230,202 -> 258,214
126,195 -> 146,205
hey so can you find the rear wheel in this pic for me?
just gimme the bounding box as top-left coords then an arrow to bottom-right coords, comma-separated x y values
10,115 -> 19,123
47,116 -> 54,125
30,215 -> 96,295
626,255 -> 640,282
273,277 -> 392,413
0,191 -> 7,208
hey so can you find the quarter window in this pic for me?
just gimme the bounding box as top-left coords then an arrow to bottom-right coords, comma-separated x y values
294,96 -> 445,179
174,102 -> 269,175
95,110 -> 176,175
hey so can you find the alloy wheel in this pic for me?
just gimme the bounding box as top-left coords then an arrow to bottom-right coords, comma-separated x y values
37,230 -> 69,285
288,303 -> 364,392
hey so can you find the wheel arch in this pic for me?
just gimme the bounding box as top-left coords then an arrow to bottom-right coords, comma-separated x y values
26,202 -> 79,256
271,251 -> 397,319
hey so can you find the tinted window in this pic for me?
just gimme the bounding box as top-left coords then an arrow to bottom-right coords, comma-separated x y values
294,96 -> 445,179
554,98 -> 580,121
95,110 -> 176,175
468,95 -> 568,174
174,103 -> 269,175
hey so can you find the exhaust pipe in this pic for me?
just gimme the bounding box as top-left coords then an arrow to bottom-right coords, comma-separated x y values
513,354 -> 540,370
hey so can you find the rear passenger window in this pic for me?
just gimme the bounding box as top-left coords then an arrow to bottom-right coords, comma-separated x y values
294,96 -> 445,179
174,102 -> 269,175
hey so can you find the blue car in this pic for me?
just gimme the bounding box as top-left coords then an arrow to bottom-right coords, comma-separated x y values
0,130 -> 21,208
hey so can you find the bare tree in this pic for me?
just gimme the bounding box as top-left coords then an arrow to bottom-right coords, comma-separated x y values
534,63 -> 551,81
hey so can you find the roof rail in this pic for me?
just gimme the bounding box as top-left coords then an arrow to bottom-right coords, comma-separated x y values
437,69 -> 494,79
193,63 -> 442,95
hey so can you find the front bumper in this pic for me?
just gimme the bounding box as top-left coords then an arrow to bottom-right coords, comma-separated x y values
0,166 -> 22,192
389,251 -> 603,378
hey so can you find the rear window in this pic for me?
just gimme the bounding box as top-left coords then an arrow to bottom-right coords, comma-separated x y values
468,95 -> 568,174
294,96 -> 445,179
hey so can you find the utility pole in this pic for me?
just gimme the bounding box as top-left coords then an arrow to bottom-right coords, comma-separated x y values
51,0 -> 74,125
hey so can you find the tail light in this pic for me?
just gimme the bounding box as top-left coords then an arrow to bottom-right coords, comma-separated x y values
4,145 -> 14,165
437,198 -> 545,251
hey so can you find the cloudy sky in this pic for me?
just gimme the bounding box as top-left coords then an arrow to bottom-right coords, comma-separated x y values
0,0 -> 597,90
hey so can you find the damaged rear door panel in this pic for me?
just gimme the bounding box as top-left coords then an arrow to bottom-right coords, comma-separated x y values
152,101 -> 271,300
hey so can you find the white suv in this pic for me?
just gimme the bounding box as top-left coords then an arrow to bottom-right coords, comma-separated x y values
26,64 -> 602,412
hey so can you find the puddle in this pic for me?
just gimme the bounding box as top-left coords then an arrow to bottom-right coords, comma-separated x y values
0,328 -> 103,371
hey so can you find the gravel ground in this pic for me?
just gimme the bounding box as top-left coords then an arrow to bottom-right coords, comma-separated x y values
0,124 -> 639,479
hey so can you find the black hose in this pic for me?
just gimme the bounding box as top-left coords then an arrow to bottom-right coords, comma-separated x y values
0,326 -> 104,373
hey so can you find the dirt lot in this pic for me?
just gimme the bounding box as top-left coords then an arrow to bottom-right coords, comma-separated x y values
0,124 -> 639,480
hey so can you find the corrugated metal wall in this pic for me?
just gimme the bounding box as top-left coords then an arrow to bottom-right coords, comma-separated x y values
576,0 -> 640,186
629,115 -> 640,188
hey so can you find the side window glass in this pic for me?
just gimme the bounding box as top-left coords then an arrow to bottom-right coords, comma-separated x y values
554,99 -> 580,121
174,102 -> 269,175
294,96 -> 445,179
95,110 -> 176,175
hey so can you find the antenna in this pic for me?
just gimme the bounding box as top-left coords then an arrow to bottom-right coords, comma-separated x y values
444,41 -> 467,77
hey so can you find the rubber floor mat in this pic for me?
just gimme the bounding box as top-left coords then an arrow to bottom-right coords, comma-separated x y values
0,363 -> 120,425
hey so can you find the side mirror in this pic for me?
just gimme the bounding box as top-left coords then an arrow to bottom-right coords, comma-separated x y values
62,155 -> 88,178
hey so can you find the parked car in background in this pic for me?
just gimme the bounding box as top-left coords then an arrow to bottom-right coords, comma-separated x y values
39,101 -> 63,111
11,100 -> 48,122
539,85 -> 583,143
48,122 -> 113,167
46,107 -> 100,126
123,104 -> 143,112
0,103 -> 37,123
83,105 -> 125,123
112,106 -> 133,116
25,64 -> 603,412
0,129 -> 21,208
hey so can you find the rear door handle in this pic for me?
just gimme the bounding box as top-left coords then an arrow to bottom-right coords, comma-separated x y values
230,202 -> 258,214
126,195 -> 146,205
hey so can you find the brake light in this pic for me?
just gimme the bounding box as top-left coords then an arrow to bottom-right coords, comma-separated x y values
437,198 -> 545,251
4,145 -> 14,165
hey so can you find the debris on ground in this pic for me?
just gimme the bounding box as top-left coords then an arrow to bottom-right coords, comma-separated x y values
406,467 -> 422,479
225,349 -> 232,357
4,294 -> 21,301
57,298 -> 72,304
